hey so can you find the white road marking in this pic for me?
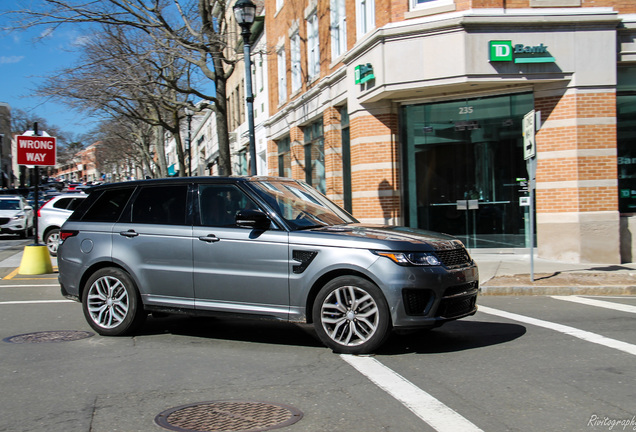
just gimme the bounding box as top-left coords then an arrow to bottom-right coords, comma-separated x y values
340,354 -> 484,432
479,305 -> 636,356
0,300 -> 74,305
551,295 -> 636,314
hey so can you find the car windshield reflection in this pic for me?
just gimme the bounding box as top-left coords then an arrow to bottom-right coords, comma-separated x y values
0,200 -> 20,210
251,180 -> 356,230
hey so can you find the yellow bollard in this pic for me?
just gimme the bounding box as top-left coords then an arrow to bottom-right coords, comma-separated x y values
18,245 -> 54,275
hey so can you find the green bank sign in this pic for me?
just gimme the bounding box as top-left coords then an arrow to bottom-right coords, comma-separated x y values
489,40 -> 556,64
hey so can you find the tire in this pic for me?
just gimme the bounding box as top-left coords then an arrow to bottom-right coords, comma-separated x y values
81,267 -> 146,336
44,228 -> 60,256
312,276 -> 391,354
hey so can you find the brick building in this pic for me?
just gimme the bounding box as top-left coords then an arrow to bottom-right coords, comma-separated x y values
264,0 -> 636,264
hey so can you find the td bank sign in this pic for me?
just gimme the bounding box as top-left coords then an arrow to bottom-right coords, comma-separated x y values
489,40 -> 556,64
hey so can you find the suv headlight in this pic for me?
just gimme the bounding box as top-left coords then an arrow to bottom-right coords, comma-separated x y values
373,251 -> 441,266
12,213 -> 26,221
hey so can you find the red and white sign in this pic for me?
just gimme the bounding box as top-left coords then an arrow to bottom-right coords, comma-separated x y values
17,132 -> 57,166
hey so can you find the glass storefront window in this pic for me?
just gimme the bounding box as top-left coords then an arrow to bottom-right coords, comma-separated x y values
402,92 -> 534,248
617,67 -> 636,213
304,120 -> 326,194
277,136 -> 292,178
340,106 -> 352,213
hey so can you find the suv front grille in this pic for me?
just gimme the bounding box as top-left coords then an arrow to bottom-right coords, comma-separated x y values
443,281 -> 478,298
402,289 -> 434,316
435,248 -> 472,268
437,296 -> 477,319
436,281 -> 479,319
0,217 -> 9,225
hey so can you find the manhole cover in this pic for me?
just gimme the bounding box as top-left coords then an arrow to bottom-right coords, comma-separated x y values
3,330 -> 94,344
155,401 -> 303,432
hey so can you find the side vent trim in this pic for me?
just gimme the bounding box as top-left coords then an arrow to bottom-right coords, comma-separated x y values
292,250 -> 318,274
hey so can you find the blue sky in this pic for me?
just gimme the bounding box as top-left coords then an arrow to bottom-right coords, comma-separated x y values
0,6 -> 95,137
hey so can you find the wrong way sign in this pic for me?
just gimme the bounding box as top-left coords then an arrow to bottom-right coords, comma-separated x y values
17,132 -> 57,166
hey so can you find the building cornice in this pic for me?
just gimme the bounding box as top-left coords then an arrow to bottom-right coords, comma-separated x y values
344,8 -> 620,65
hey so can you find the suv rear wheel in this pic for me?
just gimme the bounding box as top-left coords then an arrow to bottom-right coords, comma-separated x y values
44,228 -> 60,256
312,276 -> 391,354
82,267 -> 146,336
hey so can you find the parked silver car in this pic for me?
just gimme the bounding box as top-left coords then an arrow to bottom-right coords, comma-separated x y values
58,177 -> 479,353
37,193 -> 87,256
0,195 -> 34,238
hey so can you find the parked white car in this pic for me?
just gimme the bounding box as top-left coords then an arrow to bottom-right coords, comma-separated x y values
37,193 -> 87,256
0,195 -> 34,238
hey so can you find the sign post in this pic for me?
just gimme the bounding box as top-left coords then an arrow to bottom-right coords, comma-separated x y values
15,123 -> 56,276
17,124 -> 57,246
523,110 -> 539,281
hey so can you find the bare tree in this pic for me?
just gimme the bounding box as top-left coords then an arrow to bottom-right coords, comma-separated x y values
10,108 -> 68,142
11,0 -> 241,175
37,24 -> 197,177
95,117 -> 158,180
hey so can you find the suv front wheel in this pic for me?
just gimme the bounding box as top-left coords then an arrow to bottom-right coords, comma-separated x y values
82,267 -> 146,336
312,276 -> 391,354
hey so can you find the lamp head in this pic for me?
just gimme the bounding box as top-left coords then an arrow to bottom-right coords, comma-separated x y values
233,0 -> 256,27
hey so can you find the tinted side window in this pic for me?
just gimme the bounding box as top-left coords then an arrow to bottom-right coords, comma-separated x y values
131,185 -> 188,225
67,198 -> 85,211
53,198 -> 73,210
81,188 -> 135,222
198,184 -> 256,227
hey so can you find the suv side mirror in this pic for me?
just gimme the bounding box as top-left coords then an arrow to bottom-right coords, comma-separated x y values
235,209 -> 271,230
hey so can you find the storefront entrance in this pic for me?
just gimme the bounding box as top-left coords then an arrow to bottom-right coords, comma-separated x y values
402,93 -> 534,248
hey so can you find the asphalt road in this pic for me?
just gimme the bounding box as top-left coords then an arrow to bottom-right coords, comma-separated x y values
0,237 -> 635,432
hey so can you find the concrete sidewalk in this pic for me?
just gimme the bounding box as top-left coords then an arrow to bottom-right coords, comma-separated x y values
472,249 -> 636,296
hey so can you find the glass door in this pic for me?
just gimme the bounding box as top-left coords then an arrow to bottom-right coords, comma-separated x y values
402,93 -> 534,248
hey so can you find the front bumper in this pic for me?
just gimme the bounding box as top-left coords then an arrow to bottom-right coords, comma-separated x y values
368,258 -> 479,329
0,222 -> 28,234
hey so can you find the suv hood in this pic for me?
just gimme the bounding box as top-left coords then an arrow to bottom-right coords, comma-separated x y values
0,209 -> 21,218
290,224 -> 464,251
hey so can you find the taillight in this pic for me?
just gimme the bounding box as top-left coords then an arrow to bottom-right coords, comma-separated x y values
37,198 -> 55,218
60,230 -> 79,241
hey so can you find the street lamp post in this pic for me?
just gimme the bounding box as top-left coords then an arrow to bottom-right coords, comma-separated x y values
233,0 -> 257,176
185,108 -> 193,176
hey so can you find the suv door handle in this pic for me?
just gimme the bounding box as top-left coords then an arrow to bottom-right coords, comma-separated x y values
120,230 -> 139,237
198,234 -> 220,243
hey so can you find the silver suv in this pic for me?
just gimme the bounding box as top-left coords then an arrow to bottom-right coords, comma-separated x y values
37,193 -> 87,256
58,177 -> 479,353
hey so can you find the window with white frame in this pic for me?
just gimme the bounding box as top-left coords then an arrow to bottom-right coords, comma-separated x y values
291,31 -> 301,92
331,0 -> 346,59
410,0 -> 454,10
306,12 -> 320,79
277,47 -> 287,104
257,52 -> 264,93
356,0 -> 375,39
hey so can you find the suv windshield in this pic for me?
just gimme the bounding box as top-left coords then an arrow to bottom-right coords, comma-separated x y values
251,180 -> 357,230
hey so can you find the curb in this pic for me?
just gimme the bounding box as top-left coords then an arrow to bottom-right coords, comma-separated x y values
480,285 -> 636,296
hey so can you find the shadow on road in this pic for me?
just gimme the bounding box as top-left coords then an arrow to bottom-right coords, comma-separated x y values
377,320 -> 526,355
135,314 -> 525,355
139,314 -> 325,349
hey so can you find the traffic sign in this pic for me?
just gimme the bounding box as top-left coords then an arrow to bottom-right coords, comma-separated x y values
523,110 -> 536,160
16,132 -> 57,166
